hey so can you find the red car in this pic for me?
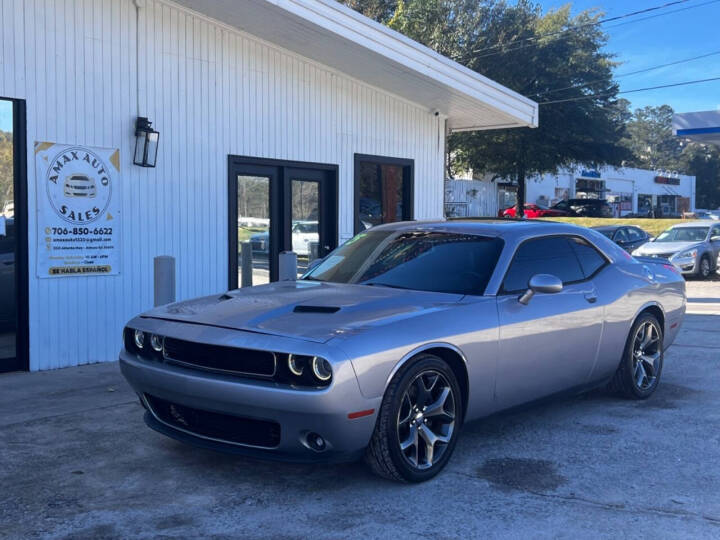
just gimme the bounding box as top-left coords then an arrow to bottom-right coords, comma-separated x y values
499,203 -> 570,218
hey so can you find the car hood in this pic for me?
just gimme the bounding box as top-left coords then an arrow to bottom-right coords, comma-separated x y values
141,281 -> 463,343
635,241 -> 703,255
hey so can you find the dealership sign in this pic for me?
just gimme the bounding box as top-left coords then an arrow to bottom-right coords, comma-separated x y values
654,175 -> 680,185
35,142 -> 121,278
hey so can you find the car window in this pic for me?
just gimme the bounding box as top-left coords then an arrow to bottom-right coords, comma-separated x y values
567,236 -> 607,277
613,228 -> 628,242
502,236 -> 585,293
625,228 -> 643,242
655,227 -> 709,242
304,230 -> 504,295
711,225 -> 720,239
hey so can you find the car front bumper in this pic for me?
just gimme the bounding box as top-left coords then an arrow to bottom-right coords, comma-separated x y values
119,333 -> 381,464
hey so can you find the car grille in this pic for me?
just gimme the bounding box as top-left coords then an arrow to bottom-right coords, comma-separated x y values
162,337 -> 276,378
145,394 -> 281,448
650,253 -> 675,259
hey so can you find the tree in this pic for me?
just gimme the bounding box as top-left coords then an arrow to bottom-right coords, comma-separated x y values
0,130 -> 13,211
340,0 -> 631,216
681,143 -> 720,210
621,105 -> 684,171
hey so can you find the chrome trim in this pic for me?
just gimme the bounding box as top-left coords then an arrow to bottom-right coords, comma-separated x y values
142,394 -> 280,450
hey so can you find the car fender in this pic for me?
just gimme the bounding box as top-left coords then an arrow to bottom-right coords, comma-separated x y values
384,341 -> 468,390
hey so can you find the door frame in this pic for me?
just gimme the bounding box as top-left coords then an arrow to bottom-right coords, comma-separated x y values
353,153 -> 414,234
227,155 -> 338,289
0,97 -> 29,373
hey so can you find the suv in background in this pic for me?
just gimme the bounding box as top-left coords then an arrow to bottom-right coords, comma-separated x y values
552,198 -> 613,218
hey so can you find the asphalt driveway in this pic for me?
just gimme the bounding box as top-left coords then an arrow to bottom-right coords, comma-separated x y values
1,279 -> 719,539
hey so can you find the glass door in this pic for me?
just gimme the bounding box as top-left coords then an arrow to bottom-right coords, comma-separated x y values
0,98 -> 27,372
285,168 -> 337,278
228,157 -> 337,288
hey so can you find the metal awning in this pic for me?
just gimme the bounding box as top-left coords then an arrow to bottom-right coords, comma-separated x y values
173,0 -> 539,132
673,110 -> 720,147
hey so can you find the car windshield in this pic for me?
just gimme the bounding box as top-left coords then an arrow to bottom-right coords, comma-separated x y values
655,226 -> 709,242
303,230 -> 503,295
596,229 -> 614,239
293,222 -> 317,233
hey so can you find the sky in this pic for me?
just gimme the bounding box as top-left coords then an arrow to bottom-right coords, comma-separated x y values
534,0 -> 720,113
0,100 -> 11,133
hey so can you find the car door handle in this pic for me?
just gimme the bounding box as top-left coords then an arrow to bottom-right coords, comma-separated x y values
584,293 -> 598,304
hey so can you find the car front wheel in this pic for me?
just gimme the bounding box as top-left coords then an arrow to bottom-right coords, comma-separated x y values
365,354 -> 462,482
697,255 -> 711,279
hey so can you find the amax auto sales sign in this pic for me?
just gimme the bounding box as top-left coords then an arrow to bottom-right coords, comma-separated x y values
35,142 -> 121,278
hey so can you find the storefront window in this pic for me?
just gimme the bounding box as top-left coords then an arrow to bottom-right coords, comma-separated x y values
638,194 -> 653,216
355,155 -> 413,233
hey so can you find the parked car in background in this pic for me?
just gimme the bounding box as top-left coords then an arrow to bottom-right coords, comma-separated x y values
499,203 -> 571,218
632,221 -> 720,279
250,221 -> 319,256
552,198 -> 613,217
693,210 -> 720,221
592,225 -> 651,253
121,220 -> 685,482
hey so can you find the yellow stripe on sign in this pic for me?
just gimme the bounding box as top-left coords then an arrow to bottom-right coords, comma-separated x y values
34,141 -> 53,154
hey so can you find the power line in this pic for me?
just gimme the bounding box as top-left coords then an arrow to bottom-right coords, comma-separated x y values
467,0 -> 694,58
530,49 -> 720,98
604,0 -> 720,29
539,76 -> 720,105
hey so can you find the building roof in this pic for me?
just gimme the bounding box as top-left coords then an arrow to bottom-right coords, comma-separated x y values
174,0 -> 539,132
673,110 -> 720,147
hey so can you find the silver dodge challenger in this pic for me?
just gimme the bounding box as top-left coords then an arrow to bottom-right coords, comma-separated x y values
120,220 -> 686,482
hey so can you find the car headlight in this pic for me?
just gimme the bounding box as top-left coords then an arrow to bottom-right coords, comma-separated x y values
288,354 -> 306,376
133,329 -> 145,349
678,249 -> 697,259
150,334 -> 164,353
632,249 -> 643,256
311,357 -> 333,382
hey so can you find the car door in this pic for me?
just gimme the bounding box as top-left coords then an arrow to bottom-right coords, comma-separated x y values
495,235 -> 606,410
709,224 -> 720,267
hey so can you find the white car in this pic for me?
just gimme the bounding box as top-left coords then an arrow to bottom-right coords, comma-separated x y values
291,221 -> 319,256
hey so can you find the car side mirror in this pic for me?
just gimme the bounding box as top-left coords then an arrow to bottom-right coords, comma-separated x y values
519,274 -> 563,305
711,235 -> 720,243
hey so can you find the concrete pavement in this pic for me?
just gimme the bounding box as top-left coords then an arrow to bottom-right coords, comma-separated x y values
1,280 -> 719,539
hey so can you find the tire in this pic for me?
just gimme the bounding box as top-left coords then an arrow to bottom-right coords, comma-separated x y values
364,354 -> 463,482
697,255 -> 711,279
608,313 -> 664,399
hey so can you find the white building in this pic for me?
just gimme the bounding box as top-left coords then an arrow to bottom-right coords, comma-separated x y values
445,165 -> 695,218
673,110 -> 720,147
0,0 -> 537,372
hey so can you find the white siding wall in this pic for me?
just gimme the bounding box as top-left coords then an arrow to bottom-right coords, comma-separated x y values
0,0 -> 445,370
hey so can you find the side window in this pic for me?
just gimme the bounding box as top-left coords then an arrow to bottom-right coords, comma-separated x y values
628,228 -> 645,242
613,228 -> 628,243
502,236 -> 585,293
568,236 -> 607,277
711,225 -> 720,239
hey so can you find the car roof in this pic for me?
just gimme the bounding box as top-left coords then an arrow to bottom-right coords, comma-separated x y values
370,219 -> 595,238
667,220 -> 714,228
591,225 -> 621,232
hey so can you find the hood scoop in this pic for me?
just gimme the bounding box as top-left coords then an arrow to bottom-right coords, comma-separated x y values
293,305 -> 341,314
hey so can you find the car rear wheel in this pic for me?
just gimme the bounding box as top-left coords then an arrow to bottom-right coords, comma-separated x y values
364,354 -> 462,482
697,255 -> 711,279
608,313 -> 664,399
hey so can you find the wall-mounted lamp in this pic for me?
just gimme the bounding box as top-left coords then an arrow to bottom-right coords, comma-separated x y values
133,117 -> 159,168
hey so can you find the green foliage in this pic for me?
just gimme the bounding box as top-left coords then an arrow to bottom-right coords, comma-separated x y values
621,105 -> 720,209
0,130 -> 13,209
340,0 -> 631,214
621,105 -> 683,170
